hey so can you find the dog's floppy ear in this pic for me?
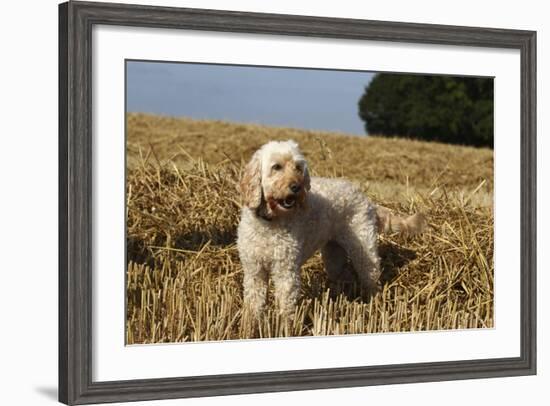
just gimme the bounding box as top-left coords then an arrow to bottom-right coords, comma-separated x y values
239,151 -> 263,209
303,163 -> 311,191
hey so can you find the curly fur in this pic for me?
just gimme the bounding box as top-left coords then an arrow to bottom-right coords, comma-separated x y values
237,140 -> 425,317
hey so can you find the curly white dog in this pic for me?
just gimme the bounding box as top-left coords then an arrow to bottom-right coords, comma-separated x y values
237,140 -> 425,317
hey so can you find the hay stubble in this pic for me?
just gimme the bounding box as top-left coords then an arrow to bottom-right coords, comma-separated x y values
126,113 -> 494,344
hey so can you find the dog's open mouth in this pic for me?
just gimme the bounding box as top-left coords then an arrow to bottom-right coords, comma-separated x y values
277,196 -> 296,209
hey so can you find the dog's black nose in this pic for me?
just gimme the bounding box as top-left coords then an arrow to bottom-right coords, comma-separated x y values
289,183 -> 301,193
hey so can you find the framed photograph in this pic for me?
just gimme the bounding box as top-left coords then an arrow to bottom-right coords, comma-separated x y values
59,1 -> 536,404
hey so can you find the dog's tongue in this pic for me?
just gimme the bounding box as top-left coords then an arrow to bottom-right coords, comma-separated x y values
268,199 -> 278,210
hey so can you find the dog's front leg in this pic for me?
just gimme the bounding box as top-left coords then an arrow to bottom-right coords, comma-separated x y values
242,264 -> 268,318
271,263 -> 301,319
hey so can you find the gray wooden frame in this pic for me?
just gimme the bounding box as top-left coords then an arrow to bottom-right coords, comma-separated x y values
58,1 -> 537,404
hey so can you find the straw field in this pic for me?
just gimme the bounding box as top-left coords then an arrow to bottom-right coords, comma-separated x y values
126,113 -> 494,344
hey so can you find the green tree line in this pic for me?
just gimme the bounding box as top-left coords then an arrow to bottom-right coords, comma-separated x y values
358,74 -> 493,148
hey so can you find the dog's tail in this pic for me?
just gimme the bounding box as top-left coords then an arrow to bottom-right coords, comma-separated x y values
375,205 -> 427,237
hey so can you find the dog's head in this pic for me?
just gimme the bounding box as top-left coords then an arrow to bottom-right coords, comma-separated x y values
239,140 -> 311,220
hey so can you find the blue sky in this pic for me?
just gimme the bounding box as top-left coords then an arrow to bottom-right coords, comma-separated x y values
126,61 -> 375,135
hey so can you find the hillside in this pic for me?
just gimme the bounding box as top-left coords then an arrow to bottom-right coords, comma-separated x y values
126,113 -> 494,344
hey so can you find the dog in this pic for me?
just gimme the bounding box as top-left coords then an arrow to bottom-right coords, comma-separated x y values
237,140 -> 425,317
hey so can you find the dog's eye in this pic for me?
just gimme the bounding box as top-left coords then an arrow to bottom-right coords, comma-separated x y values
271,163 -> 282,171
295,164 -> 303,172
